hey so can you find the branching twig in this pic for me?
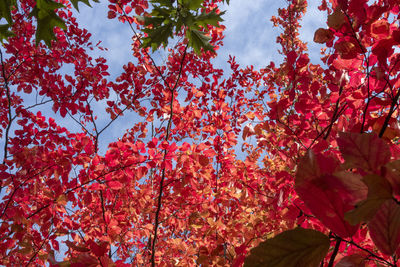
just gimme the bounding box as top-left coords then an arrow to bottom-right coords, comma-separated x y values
150,45 -> 188,267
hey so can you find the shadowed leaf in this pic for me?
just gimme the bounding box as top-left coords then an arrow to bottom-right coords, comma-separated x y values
244,228 -> 329,267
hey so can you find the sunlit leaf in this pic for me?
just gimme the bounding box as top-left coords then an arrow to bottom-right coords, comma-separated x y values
337,132 -> 391,172
295,151 -> 359,237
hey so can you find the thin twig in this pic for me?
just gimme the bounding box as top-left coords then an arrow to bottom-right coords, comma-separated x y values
150,45 -> 188,267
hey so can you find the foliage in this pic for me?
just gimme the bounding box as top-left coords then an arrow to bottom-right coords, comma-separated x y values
0,0 -> 98,46
137,0 -> 225,54
1,0 -> 400,266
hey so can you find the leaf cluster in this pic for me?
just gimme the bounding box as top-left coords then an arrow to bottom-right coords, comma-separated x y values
0,0 -> 98,46
138,0 -> 226,55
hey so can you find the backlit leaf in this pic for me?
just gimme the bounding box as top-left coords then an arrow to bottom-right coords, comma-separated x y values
313,28 -> 333,44
336,254 -> 366,267
337,132 -> 391,172
296,151 -> 359,237
327,8 -> 346,30
186,29 -> 213,55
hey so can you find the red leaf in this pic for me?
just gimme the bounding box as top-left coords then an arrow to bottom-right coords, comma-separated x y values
337,132 -> 391,172
336,254 -> 367,267
295,151 -> 359,237
108,181 -> 123,190
314,28 -> 334,44
89,240 -> 108,258
368,199 -> 400,255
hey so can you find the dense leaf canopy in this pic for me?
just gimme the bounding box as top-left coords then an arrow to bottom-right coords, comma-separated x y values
1,0 -> 400,266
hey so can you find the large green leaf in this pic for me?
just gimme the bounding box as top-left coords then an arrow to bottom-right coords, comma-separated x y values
0,0 -> 15,24
139,0 -> 225,55
70,0 -> 98,12
0,24 -> 14,42
194,9 -> 225,27
142,23 -> 174,52
30,0 -> 67,46
244,228 -> 330,267
179,0 -> 203,10
187,29 -> 213,55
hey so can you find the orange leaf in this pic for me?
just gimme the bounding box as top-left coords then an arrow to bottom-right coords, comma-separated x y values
328,8 -> 346,30
313,28 -> 333,44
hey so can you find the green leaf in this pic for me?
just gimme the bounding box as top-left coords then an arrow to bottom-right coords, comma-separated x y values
150,0 -> 173,8
69,0 -> 98,12
244,228 -> 330,267
0,0 -> 15,24
194,9 -> 224,27
186,29 -> 213,55
30,0 -> 67,46
345,174 -> 393,225
0,24 -> 14,42
179,0 -> 203,10
141,23 -> 174,51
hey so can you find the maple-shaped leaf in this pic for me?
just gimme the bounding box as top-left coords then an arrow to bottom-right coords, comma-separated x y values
368,199 -> 400,256
345,174 -> 392,225
337,132 -> 391,172
30,0 -> 67,46
244,228 -> 329,267
179,0 -> 203,10
69,0 -> 99,12
194,9 -> 225,28
295,151 -> 359,237
0,0 -> 15,24
186,29 -> 213,55
0,24 -> 14,42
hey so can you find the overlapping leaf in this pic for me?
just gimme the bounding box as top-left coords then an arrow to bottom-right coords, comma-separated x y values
139,0 -> 225,54
295,151 -> 359,237
368,200 -> 400,256
337,132 -> 391,172
345,174 -> 393,225
244,228 -> 329,267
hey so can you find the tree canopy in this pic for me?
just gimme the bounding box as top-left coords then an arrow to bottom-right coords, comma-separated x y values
1,0 -> 400,266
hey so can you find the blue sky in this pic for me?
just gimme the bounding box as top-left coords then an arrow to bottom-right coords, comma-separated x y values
72,0 -> 326,73
0,1 -> 328,159
67,0 -> 327,154
0,0 -> 329,262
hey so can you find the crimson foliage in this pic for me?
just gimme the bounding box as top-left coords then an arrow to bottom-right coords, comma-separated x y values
1,0 -> 400,266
